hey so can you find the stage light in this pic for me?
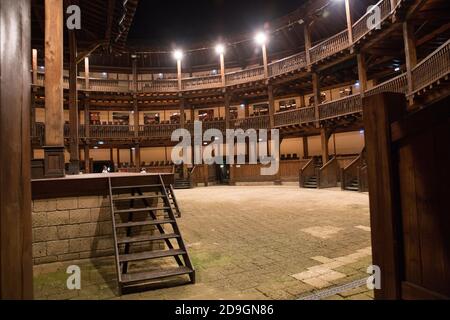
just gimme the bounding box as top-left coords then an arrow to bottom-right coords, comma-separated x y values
173,49 -> 183,60
255,32 -> 267,45
215,44 -> 225,55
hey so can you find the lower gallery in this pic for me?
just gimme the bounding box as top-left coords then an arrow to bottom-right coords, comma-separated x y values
0,0 -> 449,301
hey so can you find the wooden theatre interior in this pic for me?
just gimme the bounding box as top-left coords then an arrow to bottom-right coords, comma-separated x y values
0,0 -> 449,299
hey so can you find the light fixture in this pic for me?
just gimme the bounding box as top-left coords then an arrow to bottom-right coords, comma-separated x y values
131,147 -> 136,151
98,141 -> 104,145
360,129 -> 365,135
93,146 -> 99,149
355,81 -> 360,87
255,32 -> 267,45
173,49 -> 183,60
395,67 -> 400,72
158,73 -> 164,79
215,44 -> 225,55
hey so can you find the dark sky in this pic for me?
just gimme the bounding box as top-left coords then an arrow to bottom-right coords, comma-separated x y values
128,0 -> 306,47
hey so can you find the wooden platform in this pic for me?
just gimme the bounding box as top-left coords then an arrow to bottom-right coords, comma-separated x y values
32,173 -> 174,200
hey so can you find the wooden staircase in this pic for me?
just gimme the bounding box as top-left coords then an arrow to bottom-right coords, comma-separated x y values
300,157 -> 322,189
108,175 -> 195,294
174,178 -> 193,189
166,184 -> 182,218
304,176 -> 319,188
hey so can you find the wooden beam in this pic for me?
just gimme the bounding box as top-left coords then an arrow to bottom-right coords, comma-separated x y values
345,0 -> 353,44
302,136 -> 309,159
312,72 -> 321,128
268,84 -> 276,128
320,128 -> 330,162
0,0 -> 33,300
357,53 -> 368,95
403,21 -> 417,106
44,0 -> 65,177
84,56 -> 90,89
304,22 -> 312,66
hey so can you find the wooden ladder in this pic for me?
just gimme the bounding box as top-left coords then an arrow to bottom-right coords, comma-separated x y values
108,175 -> 195,295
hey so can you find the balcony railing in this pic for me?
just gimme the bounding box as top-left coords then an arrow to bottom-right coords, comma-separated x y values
319,94 -> 362,121
352,0 -> 392,43
310,30 -> 349,64
231,115 -> 270,131
269,52 -> 307,77
139,123 -> 180,138
88,125 -> 135,139
225,66 -> 265,86
274,107 -> 316,127
139,79 -> 179,93
365,73 -> 408,96
182,75 -> 222,91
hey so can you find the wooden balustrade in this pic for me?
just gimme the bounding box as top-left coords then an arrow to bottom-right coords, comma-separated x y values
182,75 -> 222,90
352,0 -> 392,42
319,94 -> 362,120
225,66 -> 265,86
299,157 -> 319,188
231,115 -> 270,131
269,52 -> 307,77
366,73 -> 408,96
341,154 -> 362,191
139,123 -> 181,138
319,157 -> 339,188
140,79 -> 179,93
88,125 -> 134,139
89,78 -> 131,93
411,39 -> 450,93
310,30 -> 349,63
200,120 -> 226,133
274,107 -> 316,127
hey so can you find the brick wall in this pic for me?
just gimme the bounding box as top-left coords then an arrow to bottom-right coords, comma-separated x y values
32,196 -> 164,265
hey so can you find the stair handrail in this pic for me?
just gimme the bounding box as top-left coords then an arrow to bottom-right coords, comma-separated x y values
341,154 -> 362,190
107,177 -> 123,285
319,157 -> 338,188
299,157 -> 315,187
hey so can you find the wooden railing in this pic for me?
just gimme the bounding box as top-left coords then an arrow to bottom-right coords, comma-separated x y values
139,79 -> 179,93
269,52 -> 307,77
139,123 -> 181,138
411,39 -> 450,93
89,78 -> 132,92
366,73 -> 408,96
274,107 -> 316,127
182,75 -> 222,91
341,153 -> 362,191
231,115 -> 270,131
352,0 -> 392,43
319,157 -> 339,188
88,125 -> 135,139
225,66 -> 265,86
319,94 -> 362,120
310,30 -> 349,63
299,157 -> 319,188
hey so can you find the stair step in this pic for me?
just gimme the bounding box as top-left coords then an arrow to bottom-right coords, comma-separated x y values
119,249 -> 186,263
113,195 -> 166,201
112,184 -> 162,190
121,266 -> 193,284
114,207 -> 171,214
116,219 -> 175,228
117,233 -> 180,245
347,187 -> 359,191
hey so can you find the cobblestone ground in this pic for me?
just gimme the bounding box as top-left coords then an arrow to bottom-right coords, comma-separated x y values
34,186 -> 373,300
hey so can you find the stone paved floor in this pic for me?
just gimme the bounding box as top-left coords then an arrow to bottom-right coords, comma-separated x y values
34,186 -> 373,300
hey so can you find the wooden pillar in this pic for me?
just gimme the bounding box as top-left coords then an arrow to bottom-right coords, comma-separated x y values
262,44 -> 269,78
357,53 -> 368,95
110,148 -> 114,163
32,49 -> 38,85
312,72 -> 321,128
116,148 -> 120,168
84,57 -> 90,89
300,95 -> 306,109
219,52 -> 226,87
345,0 -> 353,45
244,103 -> 250,118
135,146 -> 141,169
84,145 -> 90,173
0,0 -> 33,300
403,21 -> 417,107
304,22 -> 312,67
84,94 -> 90,137
190,107 -> 195,122
363,93 -> 405,300
130,148 -> 134,167
320,128 -> 330,163
68,30 -> 79,174
224,92 -> 231,129
267,84 -> 275,128
179,98 -> 185,129
132,58 -> 140,137
303,136 -> 309,159
44,0 -> 65,177
177,59 -> 182,91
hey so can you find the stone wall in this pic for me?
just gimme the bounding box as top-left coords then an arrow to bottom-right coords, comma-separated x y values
32,195 -> 165,265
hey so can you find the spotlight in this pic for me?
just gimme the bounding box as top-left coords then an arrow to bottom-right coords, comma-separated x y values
173,49 -> 183,60
395,67 -> 400,72
255,32 -> 267,45
215,44 -> 225,55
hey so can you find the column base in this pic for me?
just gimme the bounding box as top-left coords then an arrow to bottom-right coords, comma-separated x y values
44,146 -> 65,178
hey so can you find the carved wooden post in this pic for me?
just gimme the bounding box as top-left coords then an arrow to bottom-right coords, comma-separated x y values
268,84 -> 276,129
44,0 -> 65,177
312,72 -> 321,128
320,128 -> 330,163
304,22 -> 312,67
345,0 -> 353,45
0,0 -> 34,299
219,51 -> 226,87
303,136 -> 309,159
357,53 -> 368,96
179,97 -> 185,129
84,56 -> 90,89
224,92 -> 231,130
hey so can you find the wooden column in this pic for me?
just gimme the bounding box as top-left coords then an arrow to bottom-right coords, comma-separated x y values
304,22 -> 312,67
116,148 -> 121,168
320,128 -> 330,163
179,98 -> 185,129
345,0 -> 353,45
32,49 -> 38,85
135,146 -> 141,169
0,0 -> 33,300
403,21 -> 417,106
110,148 -> 114,163
267,84 -> 276,128
190,107 -> 195,122
303,136 -> 309,159
262,44 -> 269,78
224,92 -> 231,129
363,93 -> 405,300
177,59 -> 182,91
130,148 -> 134,167
219,52 -> 226,87
84,57 -> 90,89
44,0 -> 65,177
68,30 -> 79,174
84,94 -> 90,138
312,72 -> 321,128
357,53 -> 368,96
84,145 -> 90,173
